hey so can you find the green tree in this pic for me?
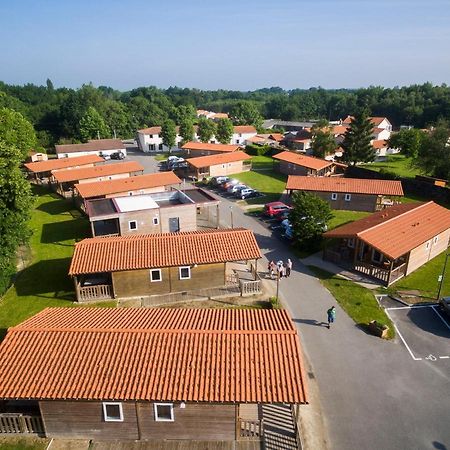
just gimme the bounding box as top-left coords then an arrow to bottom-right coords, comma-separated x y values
78,106 -> 110,142
311,120 -> 337,158
388,128 -> 425,158
341,111 -> 375,165
179,118 -> 195,145
161,119 -> 177,152
46,78 -> 54,91
0,107 -> 38,160
415,121 -> 450,180
229,101 -> 263,128
0,140 -> 34,294
215,118 -> 234,144
197,118 -> 217,143
289,192 -> 333,251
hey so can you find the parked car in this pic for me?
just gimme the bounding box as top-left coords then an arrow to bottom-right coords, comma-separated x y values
210,176 -> 230,186
280,219 -> 294,240
110,151 -> 125,160
264,201 -> 292,218
276,209 -> 291,222
439,296 -> 450,317
227,184 -> 247,194
222,179 -> 240,190
239,188 -> 260,199
168,155 -> 184,163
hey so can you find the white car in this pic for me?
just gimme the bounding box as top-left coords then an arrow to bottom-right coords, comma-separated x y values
227,184 -> 247,194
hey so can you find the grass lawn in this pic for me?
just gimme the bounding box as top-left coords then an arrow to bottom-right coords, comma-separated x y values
0,437 -> 49,450
0,186 -> 116,338
360,154 -> 421,179
232,170 -> 287,204
328,210 -> 371,230
387,251 -> 450,300
308,266 -> 395,339
250,155 -> 275,171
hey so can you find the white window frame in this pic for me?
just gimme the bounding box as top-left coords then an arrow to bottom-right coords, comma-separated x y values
153,216 -> 159,225
128,220 -> 138,231
331,193 -> 338,201
433,236 -> 439,244
102,402 -> 124,422
150,268 -> 162,282
154,403 -> 174,422
425,240 -> 431,250
371,249 -> 383,264
179,266 -> 191,280
344,193 -> 352,202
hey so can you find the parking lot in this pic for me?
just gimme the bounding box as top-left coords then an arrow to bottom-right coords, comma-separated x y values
384,303 -> 450,362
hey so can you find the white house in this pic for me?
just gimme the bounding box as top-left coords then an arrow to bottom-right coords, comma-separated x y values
55,139 -> 126,159
137,125 -> 257,153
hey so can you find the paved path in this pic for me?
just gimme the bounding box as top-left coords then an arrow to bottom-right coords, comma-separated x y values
216,194 -> 450,450
261,404 -> 298,450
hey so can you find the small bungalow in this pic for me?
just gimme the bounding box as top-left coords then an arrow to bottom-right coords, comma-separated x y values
69,228 -> 262,302
186,151 -> 252,180
86,188 -> 220,237
181,141 -> 241,157
24,154 -> 104,183
273,151 -> 346,177
27,151 -> 48,163
0,307 -> 308,442
286,176 -> 404,212
55,139 -> 126,159
74,171 -> 182,210
52,161 -> 144,197
323,201 -> 450,285
245,133 -> 284,147
281,130 -> 312,152
231,125 -> 257,145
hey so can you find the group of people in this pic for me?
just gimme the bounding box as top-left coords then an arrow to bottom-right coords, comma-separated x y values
268,258 -> 292,279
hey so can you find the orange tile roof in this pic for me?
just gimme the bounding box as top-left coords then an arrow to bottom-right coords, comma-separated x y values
286,176 -> 404,196
332,125 -> 349,135
75,172 -> 181,199
372,139 -> 388,149
55,139 -> 124,155
25,155 -> 104,174
324,202 -> 450,259
187,151 -> 252,169
52,161 -> 143,183
182,142 -> 240,152
213,112 -> 229,119
69,228 -> 262,275
138,126 -> 162,135
371,117 -> 389,126
234,125 -> 257,134
273,151 -> 333,171
0,307 -> 308,403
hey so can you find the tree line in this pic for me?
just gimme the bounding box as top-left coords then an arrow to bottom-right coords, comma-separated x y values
1,81 -> 450,149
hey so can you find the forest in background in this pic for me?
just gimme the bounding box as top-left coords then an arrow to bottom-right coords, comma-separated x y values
1,81 -> 450,149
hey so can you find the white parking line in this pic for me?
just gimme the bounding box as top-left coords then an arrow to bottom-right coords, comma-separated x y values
431,306 -> 450,331
439,356 -> 450,359
385,304 -> 436,310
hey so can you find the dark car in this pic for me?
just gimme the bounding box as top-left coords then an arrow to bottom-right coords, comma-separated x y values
439,296 -> 450,317
239,188 -> 260,199
110,151 -> 125,160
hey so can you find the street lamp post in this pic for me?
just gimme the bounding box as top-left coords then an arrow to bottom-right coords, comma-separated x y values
230,206 -> 233,229
437,253 -> 450,300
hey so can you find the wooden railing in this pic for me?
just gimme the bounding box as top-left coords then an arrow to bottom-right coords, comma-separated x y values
0,414 -> 44,435
353,262 -> 389,283
226,273 -> 238,285
388,263 -> 407,285
79,284 -> 112,302
240,279 -> 262,296
239,418 -> 263,440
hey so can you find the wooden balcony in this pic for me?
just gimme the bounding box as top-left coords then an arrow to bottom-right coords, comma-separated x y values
0,413 -> 44,435
79,284 -> 113,302
238,418 -> 263,440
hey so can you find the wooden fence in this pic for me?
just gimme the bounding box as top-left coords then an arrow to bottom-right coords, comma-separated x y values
0,414 -> 44,435
79,284 -> 113,302
240,279 -> 262,296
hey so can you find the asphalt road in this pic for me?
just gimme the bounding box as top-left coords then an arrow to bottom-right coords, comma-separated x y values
127,150 -> 450,450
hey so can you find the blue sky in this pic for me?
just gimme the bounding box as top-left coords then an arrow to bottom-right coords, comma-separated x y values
0,0 -> 449,90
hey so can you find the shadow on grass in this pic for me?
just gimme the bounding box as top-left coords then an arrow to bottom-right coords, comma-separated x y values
36,197 -> 76,215
14,258 -> 74,300
41,219 -> 90,244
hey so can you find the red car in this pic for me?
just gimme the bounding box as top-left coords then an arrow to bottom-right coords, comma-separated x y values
263,201 -> 292,218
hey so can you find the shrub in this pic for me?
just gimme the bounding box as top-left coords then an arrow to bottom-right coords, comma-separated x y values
245,144 -> 272,156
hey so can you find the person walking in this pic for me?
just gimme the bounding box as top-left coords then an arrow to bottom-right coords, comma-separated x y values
327,306 -> 336,329
276,260 -> 284,278
268,261 -> 276,279
286,258 -> 292,277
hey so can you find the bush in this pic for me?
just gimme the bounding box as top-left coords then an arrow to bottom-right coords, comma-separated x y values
245,144 -> 272,156
379,168 -> 400,180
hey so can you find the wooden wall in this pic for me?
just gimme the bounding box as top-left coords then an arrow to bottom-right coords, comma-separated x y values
209,161 -> 245,177
39,401 -> 237,441
294,191 -> 379,212
406,228 -> 450,275
39,401 -> 139,440
112,262 -> 225,298
138,402 -> 236,441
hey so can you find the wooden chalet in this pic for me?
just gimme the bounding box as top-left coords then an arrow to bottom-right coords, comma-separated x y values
323,202 -> 450,285
69,228 -> 262,302
55,139 -> 126,159
286,176 -> 404,212
52,161 -> 144,197
186,151 -> 252,180
273,151 -> 346,177
0,308 -> 308,442
181,141 -> 240,157
24,155 -> 104,183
